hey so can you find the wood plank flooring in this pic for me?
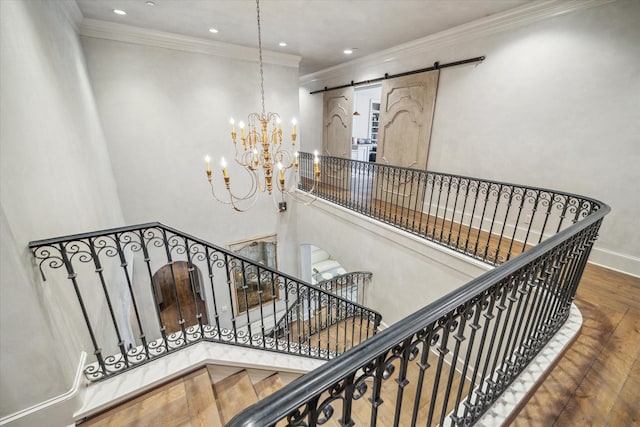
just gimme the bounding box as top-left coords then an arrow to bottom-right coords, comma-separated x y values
511,264 -> 640,426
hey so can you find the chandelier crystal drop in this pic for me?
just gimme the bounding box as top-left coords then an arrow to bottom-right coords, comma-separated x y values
204,0 -> 320,212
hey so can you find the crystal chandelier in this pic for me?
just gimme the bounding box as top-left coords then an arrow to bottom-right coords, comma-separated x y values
205,0 -> 320,212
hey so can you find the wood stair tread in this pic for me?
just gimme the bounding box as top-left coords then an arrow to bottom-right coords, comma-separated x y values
183,368 -> 223,427
214,370 -> 260,424
254,373 -> 285,399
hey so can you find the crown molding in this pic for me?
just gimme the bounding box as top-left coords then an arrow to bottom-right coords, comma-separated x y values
79,18 -> 301,68
300,0 -> 616,86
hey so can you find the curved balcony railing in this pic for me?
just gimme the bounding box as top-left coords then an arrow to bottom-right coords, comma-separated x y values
28,223 -> 382,382
228,153 -> 609,426
299,152 -> 599,266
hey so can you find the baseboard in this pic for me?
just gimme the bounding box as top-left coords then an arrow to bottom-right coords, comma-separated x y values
0,352 -> 87,427
589,247 -> 640,278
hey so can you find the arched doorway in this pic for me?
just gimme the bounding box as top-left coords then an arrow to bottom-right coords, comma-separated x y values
152,261 -> 208,334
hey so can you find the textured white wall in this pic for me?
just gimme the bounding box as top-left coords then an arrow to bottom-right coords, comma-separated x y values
294,200 -> 489,325
300,2 -> 640,276
80,36 -> 301,276
0,0 -> 125,419
299,87 -> 323,153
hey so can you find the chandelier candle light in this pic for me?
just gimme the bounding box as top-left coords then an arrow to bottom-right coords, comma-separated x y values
204,0 -> 320,212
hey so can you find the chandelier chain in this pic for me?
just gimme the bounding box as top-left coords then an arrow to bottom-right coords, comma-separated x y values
256,0 -> 266,117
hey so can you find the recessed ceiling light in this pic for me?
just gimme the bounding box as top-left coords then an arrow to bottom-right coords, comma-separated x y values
209,28 -> 219,34
344,49 -> 353,55
279,42 -> 287,47
113,9 -> 126,15
145,1 -> 155,5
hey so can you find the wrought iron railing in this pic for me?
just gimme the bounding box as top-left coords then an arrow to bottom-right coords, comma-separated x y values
299,152 -> 598,266
228,153 -> 609,426
316,271 -> 371,303
28,223 -> 381,382
271,272 -> 373,352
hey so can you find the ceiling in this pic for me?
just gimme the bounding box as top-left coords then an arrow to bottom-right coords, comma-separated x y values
76,0 -> 532,75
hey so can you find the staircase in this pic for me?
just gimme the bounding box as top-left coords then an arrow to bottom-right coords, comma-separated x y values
77,351 -> 469,427
77,365 -> 300,426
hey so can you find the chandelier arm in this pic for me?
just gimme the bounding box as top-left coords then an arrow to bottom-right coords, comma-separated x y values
209,181 -> 233,205
273,146 -> 295,166
228,189 -> 261,212
279,186 -> 319,206
277,170 -> 320,205
225,167 -> 261,201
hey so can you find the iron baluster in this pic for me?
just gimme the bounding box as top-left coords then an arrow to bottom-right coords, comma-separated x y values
434,174 -> 446,241
256,265 -> 266,348
270,271 -> 277,349
87,236 -> 129,367
139,228 -> 169,353
506,187 -> 528,262
368,353 -> 388,427
296,281 -> 302,355
446,176 -> 461,246
492,185 -> 514,264
473,181 -> 493,261
455,177 -> 472,252
425,315 -> 452,427
482,183 -> 503,262
160,228 -> 187,341
484,274 -> 521,405
391,337 -> 415,427
409,326 -> 434,427
555,194 -> 570,234
450,296 -> 484,425
241,260 -> 254,347
114,231 -> 149,359
463,179 -> 481,254
506,266 -> 539,366
424,173 -> 436,238
439,305 -> 470,427
537,191 -> 556,245
473,279 -> 509,411
205,246 -> 222,339
183,237 -> 205,337
59,242 -> 107,378
223,253 -> 238,344
521,189 -> 540,253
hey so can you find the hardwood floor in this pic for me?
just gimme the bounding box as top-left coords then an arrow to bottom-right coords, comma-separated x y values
512,264 -> 640,426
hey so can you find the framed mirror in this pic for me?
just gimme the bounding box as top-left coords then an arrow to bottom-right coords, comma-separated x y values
228,233 -> 279,313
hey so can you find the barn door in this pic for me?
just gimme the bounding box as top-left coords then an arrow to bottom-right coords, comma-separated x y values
323,88 -> 353,193
375,70 -> 439,209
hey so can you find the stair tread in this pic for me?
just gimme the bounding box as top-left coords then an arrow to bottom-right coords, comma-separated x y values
79,377 -> 190,426
215,370 -> 259,424
183,368 -> 223,427
254,373 -> 285,399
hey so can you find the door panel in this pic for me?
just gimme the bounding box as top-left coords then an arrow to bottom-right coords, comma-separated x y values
375,70 -> 439,209
323,88 -> 353,157
323,88 -> 353,192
